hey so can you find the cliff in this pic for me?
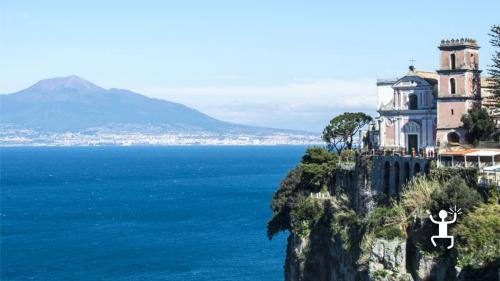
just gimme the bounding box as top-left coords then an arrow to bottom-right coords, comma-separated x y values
268,147 -> 499,281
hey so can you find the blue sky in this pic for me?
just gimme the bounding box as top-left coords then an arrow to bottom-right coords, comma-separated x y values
1,1 -> 499,131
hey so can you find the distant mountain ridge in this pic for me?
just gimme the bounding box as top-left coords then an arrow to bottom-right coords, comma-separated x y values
0,76 -> 303,135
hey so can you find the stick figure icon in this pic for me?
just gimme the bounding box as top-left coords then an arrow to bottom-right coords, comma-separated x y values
429,206 -> 461,249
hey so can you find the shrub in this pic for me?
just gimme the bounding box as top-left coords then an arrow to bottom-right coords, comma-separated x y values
367,205 -> 407,240
461,108 -> 497,144
340,149 -> 355,162
373,269 -> 390,278
429,166 -> 479,188
410,176 -> 482,253
267,167 -> 303,239
300,163 -> 335,193
430,176 -> 482,215
477,183 -> 499,204
290,196 -> 324,238
326,194 -> 359,250
267,146 -> 339,239
299,146 -> 338,192
301,146 -> 338,165
401,176 -> 440,221
453,204 -> 500,267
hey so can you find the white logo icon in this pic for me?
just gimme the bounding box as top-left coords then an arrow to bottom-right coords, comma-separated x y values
429,206 -> 462,249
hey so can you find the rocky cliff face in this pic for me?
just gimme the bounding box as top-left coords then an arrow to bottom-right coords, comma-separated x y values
268,150 -> 498,281
285,231 -> 362,281
284,232 -> 464,281
282,201 -> 470,281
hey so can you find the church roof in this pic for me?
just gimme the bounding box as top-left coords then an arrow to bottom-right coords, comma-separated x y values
414,71 -> 438,81
413,70 -> 438,85
392,69 -> 438,87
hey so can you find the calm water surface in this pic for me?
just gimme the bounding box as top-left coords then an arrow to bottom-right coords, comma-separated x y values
1,146 -> 306,281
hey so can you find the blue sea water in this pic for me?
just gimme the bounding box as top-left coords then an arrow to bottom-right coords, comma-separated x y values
1,146 -> 306,281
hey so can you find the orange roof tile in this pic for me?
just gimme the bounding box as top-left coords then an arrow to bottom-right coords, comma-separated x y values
415,71 -> 438,80
440,149 -> 480,156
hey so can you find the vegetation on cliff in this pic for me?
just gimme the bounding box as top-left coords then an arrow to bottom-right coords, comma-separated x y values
290,197 -> 325,237
428,164 -> 478,188
401,176 -> 439,221
454,203 -> 500,267
269,105 -> 499,280
429,176 -> 483,215
366,205 -> 407,240
268,146 -> 499,280
267,146 -> 338,240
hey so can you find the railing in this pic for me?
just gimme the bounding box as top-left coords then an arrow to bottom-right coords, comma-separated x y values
377,78 -> 399,84
477,141 -> 500,149
310,192 -> 333,200
439,160 -> 496,169
478,176 -> 500,188
339,161 -> 356,170
359,147 -> 437,159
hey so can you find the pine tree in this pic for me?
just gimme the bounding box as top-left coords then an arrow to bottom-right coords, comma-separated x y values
488,25 -> 500,99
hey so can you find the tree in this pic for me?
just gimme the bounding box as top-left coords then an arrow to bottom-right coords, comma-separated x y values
488,25 -> 500,98
453,204 -> 500,268
322,112 -> 372,155
430,176 -> 482,215
461,108 -> 497,144
267,147 -> 338,240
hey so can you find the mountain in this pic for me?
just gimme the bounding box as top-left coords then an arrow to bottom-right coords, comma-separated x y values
0,76 -> 291,134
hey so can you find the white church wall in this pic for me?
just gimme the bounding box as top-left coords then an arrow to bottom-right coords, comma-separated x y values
377,81 -> 396,109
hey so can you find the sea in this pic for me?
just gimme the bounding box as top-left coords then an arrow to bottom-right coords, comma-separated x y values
0,146 -> 307,281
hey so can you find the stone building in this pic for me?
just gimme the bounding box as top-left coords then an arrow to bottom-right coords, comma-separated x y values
375,68 -> 438,154
481,77 -> 500,126
435,39 -> 482,147
366,38 -> 488,152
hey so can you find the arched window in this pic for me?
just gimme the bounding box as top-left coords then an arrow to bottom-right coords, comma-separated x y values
383,161 -> 390,196
450,78 -> 456,94
394,162 -> 400,201
450,53 -> 456,69
409,94 -> 418,110
404,162 -> 410,184
447,132 -> 460,143
471,53 -> 477,69
414,163 -> 421,175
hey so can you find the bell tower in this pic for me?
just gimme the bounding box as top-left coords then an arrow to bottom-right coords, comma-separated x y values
436,38 -> 481,147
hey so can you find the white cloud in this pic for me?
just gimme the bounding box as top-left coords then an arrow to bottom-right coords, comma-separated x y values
138,78 -> 378,132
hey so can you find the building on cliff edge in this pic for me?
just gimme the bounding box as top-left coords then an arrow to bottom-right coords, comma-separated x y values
362,38 -> 499,185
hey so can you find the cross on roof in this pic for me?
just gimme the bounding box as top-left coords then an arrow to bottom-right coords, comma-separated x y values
409,58 -> 416,65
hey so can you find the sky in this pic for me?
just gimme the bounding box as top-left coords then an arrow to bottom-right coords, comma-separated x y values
1,1 -> 499,132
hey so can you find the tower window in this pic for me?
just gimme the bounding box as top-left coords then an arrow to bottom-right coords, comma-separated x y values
450,53 -> 456,69
471,53 -> 477,69
451,109 -> 454,115
450,78 -> 456,94
447,132 -> 460,143
409,94 -> 418,110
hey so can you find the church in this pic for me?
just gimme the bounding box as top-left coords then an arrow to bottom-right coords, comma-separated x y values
365,38 -> 487,154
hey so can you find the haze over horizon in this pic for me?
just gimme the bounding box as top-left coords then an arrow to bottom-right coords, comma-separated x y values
2,1 -> 499,131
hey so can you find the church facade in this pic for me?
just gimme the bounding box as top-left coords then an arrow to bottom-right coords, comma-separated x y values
366,38 -> 483,154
